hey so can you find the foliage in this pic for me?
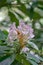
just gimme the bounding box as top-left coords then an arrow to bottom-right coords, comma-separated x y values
0,0 -> 43,65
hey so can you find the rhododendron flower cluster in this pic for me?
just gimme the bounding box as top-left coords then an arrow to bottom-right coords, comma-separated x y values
8,20 -> 34,53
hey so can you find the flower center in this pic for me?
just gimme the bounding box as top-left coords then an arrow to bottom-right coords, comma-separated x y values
17,30 -> 25,48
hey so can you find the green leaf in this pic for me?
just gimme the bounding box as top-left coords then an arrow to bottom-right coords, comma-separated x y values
29,59 -> 38,65
27,41 -> 39,50
11,60 -> 23,65
8,11 -> 19,26
0,30 -> 7,40
16,54 -> 30,65
3,30 -> 8,36
37,56 -> 43,62
0,0 -> 6,8
27,53 -> 40,63
0,45 -> 11,57
33,12 -> 41,20
0,54 -> 16,65
37,1 -> 43,6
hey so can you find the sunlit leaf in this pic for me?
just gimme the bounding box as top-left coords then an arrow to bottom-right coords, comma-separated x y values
27,53 -> 40,63
27,41 -> 39,50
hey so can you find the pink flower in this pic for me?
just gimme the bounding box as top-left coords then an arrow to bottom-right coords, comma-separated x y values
8,23 -> 17,42
20,46 -> 30,54
18,20 -> 34,40
8,20 -> 34,44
